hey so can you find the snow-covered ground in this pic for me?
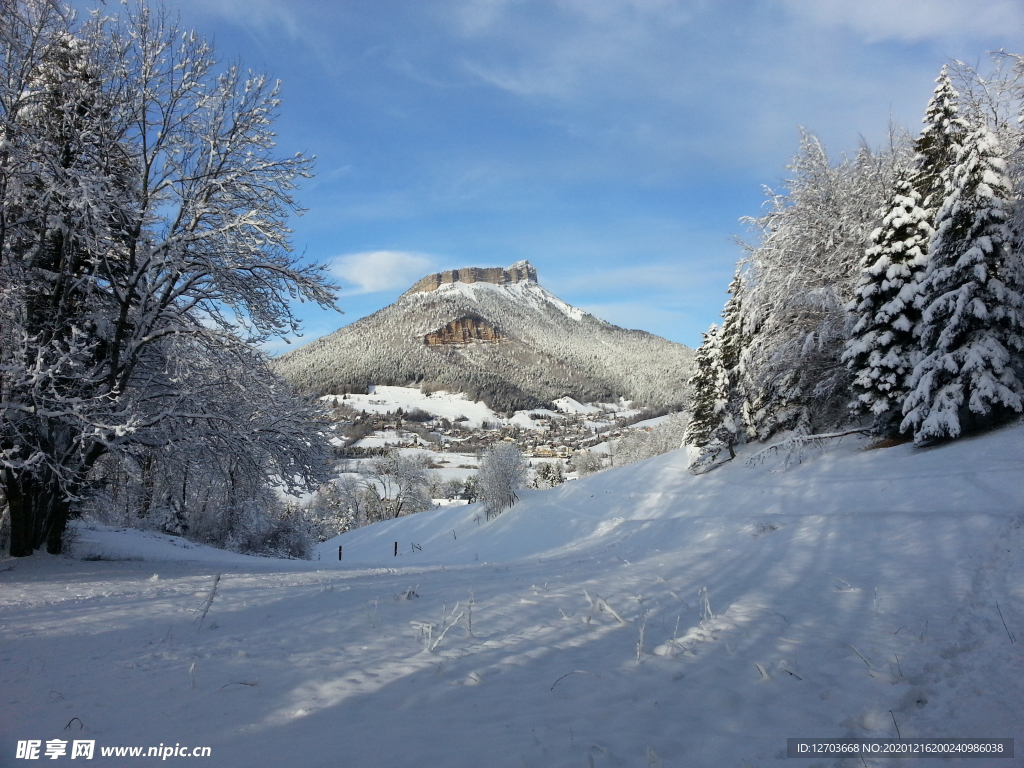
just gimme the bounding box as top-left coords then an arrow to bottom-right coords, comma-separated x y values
2,424 -> 1023,767
332,386 -> 633,432
330,386 -> 506,429
551,396 -> 602,415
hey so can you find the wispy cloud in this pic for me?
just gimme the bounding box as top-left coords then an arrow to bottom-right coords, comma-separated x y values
781,0 -> 1024,43
329,251 -> 437,294
179,0 -> 303,40
447,0 -> 699,101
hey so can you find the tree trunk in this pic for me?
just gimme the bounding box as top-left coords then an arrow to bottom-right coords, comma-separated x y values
4,470 -> 36,557
3,467 -> 76,556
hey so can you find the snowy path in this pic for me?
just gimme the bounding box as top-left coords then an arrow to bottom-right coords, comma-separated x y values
2,426 -> 1023,767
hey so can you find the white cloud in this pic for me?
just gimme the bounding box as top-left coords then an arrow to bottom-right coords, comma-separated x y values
329,251 -> 437,294
445,0 -> 700,100
781,0 -> 1024,43
179,0 -> 303,39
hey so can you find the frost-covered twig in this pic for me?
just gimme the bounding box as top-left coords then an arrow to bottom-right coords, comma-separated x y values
550,670 -> 603,690
583,590 -> 625,624
668,615 -> 682,656
430,611 -> 465,652
361,598 -> 379,628
194,574 -> 221,631
410,621 -> 433,650
849,644 -> 873,668
699,586 -> 713,624
636,610 -> 648,662
996,602 -> 1015,644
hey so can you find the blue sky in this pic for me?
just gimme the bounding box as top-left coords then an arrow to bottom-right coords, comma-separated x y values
156,0 -> 1023,350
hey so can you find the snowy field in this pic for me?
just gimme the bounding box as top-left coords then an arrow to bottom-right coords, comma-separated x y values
2,424 -> 1023,767
329,385 -> 635,431
332,385 -> 502,429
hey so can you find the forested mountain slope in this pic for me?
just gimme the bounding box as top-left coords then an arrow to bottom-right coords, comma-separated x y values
274,261 -> 694,413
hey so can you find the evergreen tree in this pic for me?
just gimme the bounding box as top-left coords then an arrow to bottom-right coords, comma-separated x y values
901,122 -> 1024,442
719,271 -> 742,371
685,325 -> 728,451
842,173 -> 932,432
717,268 -> 746,447
912,65 -> 967,217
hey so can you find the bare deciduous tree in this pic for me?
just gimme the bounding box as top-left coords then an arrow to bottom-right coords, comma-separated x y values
0,1 -> 337,555
478,443 -> 525,520
358,451 -> 434,523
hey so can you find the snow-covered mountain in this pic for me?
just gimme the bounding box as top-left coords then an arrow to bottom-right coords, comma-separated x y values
274,261 -> 694,412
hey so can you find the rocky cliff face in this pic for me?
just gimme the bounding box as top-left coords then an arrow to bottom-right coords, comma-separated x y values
424,316 -> 505,346
405,260 -> 537,296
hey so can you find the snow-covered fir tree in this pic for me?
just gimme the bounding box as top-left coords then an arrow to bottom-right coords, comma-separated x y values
684,326 -> 729,452
686,269 -> 746,466
901,122 -> 1024,442
717,268 -> 746,447
912,65 -> 967,216
842,173 -> 932,432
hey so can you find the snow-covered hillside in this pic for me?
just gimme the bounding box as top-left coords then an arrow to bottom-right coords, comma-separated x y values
333,384 -> 505,429
2,424 -> 1022,767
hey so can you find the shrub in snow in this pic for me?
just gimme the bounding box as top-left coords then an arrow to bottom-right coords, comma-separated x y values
358,451 -> 436,523
478,444 -> 526,520
615,414 -> 689,468
78,376 -> 330,559
736,130 -> 903,438
531,461 -> 565,489
402,408 -> 433,423
569,450 -> 604,477
304,480 -> 360,540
